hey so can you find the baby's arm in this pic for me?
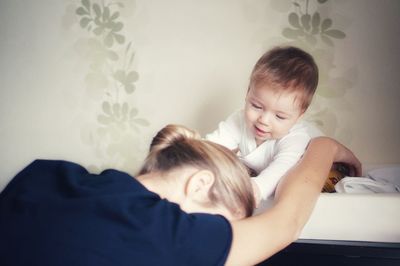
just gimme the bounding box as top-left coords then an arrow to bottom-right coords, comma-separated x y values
253,132 -> 311,201
205,110 -> 242,150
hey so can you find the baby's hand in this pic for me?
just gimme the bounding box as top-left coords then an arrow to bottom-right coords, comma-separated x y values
251,180 -> 261,208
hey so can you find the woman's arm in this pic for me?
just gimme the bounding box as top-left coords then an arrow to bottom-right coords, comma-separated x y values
225,137 -> 361,266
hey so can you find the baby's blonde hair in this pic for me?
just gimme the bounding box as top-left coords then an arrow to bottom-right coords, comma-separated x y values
250,46 -> 319,111
139,124 -> 255,217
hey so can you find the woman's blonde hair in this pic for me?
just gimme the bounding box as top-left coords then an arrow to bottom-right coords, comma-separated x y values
138,124 -> 255,217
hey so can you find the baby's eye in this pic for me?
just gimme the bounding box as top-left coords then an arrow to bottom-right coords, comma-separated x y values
276,114 -> 286,120
251,103 -> 262,109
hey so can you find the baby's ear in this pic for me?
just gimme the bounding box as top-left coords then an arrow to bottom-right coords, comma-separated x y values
185,170 -> 215,203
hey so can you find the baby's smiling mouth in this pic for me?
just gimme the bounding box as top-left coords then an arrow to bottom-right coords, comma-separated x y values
254,125 -> 268,136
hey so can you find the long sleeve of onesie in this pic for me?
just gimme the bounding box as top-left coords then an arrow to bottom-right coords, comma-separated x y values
252,131 -> 311,200
205,110 -> 242,150
207,110 -> 317,201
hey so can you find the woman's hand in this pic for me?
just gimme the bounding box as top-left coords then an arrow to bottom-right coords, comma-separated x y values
313,137 -> 362,177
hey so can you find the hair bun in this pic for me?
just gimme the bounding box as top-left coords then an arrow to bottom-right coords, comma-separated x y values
149,124 -> 201,152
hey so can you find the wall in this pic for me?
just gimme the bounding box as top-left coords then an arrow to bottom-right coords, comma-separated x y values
1,0 -> 399,190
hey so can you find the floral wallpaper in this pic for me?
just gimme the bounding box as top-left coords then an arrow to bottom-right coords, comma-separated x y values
63,0 -> 357,171
270,0 -> 357,143
0,0 -> 399,191
66,0 -> 149,172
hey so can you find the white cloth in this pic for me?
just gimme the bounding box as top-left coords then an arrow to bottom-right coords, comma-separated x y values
206,109 -> 322,200
335,166 -> 400,193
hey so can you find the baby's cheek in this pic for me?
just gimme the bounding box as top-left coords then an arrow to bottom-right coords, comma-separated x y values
244,115 -> 255,129
244,110 -> 255,123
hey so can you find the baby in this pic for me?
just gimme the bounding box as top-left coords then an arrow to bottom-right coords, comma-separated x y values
206,46 -> 321,203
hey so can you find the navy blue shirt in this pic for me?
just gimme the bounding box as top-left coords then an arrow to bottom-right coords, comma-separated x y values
0,160 -> 232,266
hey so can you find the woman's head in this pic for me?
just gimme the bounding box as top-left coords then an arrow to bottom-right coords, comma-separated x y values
138,124 -> 255,219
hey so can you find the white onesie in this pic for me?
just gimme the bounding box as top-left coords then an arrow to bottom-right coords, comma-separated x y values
206,109 -> 322,200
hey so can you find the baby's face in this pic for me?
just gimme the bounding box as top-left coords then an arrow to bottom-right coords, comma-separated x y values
244,85 -> 304,145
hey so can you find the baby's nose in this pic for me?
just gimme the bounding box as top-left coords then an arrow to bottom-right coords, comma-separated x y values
258,112 -> 271,125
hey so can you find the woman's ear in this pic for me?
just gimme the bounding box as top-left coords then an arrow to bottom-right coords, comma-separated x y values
185,170 -> 215,204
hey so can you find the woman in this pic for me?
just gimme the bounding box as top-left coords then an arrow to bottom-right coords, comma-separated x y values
0,125 -> 361,266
